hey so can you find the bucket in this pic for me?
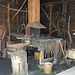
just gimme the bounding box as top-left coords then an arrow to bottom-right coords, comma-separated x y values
44,62 -> 53,74
34,51 -> 40,60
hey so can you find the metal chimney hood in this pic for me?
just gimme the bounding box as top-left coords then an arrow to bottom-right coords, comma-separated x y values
26,21 -> 46,29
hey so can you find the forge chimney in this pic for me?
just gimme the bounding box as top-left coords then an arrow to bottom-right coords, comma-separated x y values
26,0 -> 46,36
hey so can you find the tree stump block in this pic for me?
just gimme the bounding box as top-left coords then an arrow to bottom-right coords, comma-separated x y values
7,48 -> 28,75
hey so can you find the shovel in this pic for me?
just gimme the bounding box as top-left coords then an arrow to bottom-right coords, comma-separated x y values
59,41 -> 70,67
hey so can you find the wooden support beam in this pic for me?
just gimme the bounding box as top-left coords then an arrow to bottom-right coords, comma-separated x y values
7,3 -> 10,41
16,0 -> 19,32
3,7 -> 4,25
49,4 -> 53,33
0,3 -> 27,13
25,27 -> 30,36
53,40 -> 60,64
26,8 -> 28,25
39,50 -> 44,64
62,2 -> 67,22
10,8 -> 27,12
68,15 -> 71,33
41,7 -> 57,29
41,0 -> 75,6
62,2 -> 67,38
12,0 -> 27,19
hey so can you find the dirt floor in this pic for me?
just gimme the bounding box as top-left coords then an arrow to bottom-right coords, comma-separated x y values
28,56 -> 75,75
0,57 -> 12,75
0,56 -> 75,75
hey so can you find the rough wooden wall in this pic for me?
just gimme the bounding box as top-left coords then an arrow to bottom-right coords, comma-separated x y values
0,6 -> 8,35
0,6 -> 25,35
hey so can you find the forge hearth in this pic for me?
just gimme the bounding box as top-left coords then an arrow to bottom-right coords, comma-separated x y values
27,21 -> 46,35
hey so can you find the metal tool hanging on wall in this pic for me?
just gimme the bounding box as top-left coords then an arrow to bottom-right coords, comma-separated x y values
20,13 -> 26,33
17,13 -> 26,33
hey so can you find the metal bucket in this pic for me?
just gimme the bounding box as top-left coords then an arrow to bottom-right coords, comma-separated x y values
44,62 -> 53,74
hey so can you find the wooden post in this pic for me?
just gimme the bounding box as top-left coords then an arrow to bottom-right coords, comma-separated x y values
41,7 -> 57,29
3,7 -> 4,25
25,8 -> 28,35
25,27 -> 30,36
26,7 -> 28,25
68,15 -> 71,33
62,2 -> 67,38
49,4 -> 52,34
16,0 -> 19,32
62,2 -> 67,23
7,3 -> 10,41
39,50 -> 44,64
53,40 -> 60,64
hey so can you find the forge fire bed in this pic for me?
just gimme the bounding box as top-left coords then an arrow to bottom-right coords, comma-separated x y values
22,37 -> 63,64
10,33 -> 65,64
